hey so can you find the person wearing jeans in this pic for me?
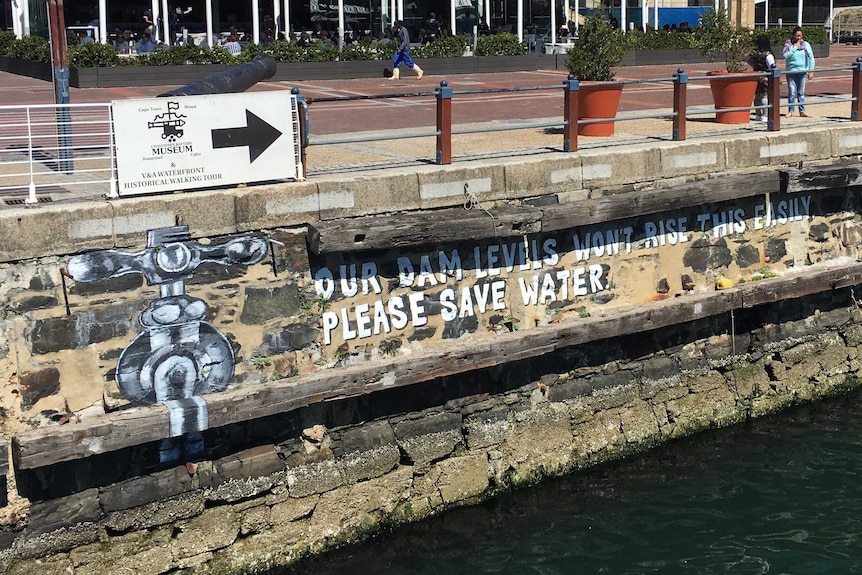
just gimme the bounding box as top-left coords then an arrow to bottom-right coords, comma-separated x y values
783,26 -> 815,117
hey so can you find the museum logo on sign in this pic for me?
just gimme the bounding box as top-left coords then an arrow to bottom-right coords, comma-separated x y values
147,101 -> 194,156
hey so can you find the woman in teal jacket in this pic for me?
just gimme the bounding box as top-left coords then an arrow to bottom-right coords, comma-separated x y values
782,26 -> 815,117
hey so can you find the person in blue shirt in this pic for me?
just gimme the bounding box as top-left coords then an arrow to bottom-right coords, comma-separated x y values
388,21 -> 423,81
782,26 -> 815,117
137,31 -> 156,53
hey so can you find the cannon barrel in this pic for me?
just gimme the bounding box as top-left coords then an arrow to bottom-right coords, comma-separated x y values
159,54 -> 277,97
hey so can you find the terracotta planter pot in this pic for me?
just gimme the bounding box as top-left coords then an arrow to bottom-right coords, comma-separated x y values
578,83 -> 624,136
707,71 -> 759,124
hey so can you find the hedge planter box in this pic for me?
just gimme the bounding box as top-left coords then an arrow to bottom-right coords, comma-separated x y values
0,56 -> 52,82
65,54 -> 551,88
2,45 -> 829,89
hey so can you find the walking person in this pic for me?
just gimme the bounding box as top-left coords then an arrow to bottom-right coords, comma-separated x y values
783,26 -> 815,117
748,35 -> 775,123
389,21 -> 423,81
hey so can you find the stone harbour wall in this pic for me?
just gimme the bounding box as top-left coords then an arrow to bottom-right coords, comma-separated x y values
2,286 -> 861,574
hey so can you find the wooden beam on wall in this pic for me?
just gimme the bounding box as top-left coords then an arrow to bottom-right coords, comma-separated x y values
12,262 -> 862,472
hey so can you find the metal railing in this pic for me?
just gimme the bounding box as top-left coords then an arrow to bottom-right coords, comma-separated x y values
0,103 -> 116,205
293,59 -> 862,174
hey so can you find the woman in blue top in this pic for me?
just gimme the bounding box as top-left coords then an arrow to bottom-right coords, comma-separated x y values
782,26 -> 815,117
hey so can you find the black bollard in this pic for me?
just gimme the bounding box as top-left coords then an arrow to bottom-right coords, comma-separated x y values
159,54 -> 277,97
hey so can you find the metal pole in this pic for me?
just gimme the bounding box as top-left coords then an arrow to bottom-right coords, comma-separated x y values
563,74 -> 578,152
768,66 -> 782,130
151,0 -> 160,43
852,58 -> 862,121
797,0 -> 802,26
338,0 -> 344,52
274,0 -> 281,36
517,0 -> 523,41
436,81 -> 453,165
672,68 -> 687,141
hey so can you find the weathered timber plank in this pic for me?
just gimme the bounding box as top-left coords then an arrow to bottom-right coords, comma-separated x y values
308,172 -> 780,255
12,405 -> 170,471
738,264 -> 862,308
782,165 -> 862,194
0,440 -> 7,476
12,262 -> 862,470
308,205 -> 543,254
541,171 -> 781,232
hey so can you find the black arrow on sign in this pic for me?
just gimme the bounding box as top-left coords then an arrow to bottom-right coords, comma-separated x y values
211,109 -> 282,163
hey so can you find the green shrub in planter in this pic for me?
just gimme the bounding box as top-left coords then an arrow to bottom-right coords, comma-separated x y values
626,29 -> 697,50
757,26 -> 827,45
0,31 -> 16,56
566,15 -> 628,80
413,36 -> 468,58
7,35 -> 49,62
69,42 -> 121,67
475,33 -> 527,56
693,4 -> 753,72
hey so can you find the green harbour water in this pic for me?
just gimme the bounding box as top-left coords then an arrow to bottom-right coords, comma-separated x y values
286,391 -> 862,574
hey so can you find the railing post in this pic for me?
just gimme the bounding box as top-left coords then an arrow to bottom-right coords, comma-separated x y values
672,68 -> 688,141
767,66 -> 781,131
291,87 -> 308,179
563,74 -> 578,152
436,80 -> 453,165
852,58 -> 862,121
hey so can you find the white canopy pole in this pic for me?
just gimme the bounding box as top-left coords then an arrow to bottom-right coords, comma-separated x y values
285,0 -> 291,38
450,0 -> 456,36
563,0 -> 569,31
274,0 -> 281,36
98,0 -> 108,43
206,0 -> 214,47
253,0 -> 261,43
765,0 -> 769,28
828,0 -> 834,39
485,0 -> 490,26
550,0 -> 556,45
797,0 -> 802,26
621,0 -> 626,31
161,0 -> 170,45
338,0 -> 345,47
397,0 -> 404,21
653,0 -> 658,30
641,0 -> 647,31
151,0 -> 160,42
517,0 -> 523,40
574,0 -> 578,31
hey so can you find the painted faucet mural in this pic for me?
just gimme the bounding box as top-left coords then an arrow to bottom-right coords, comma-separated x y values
66,225 -> 268,463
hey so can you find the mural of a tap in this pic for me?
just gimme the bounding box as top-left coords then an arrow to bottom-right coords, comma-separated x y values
67,226 -> 268,463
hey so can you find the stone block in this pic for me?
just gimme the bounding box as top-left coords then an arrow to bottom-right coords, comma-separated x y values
0,202 -> 115,263
30,303 -> 136,354
25,488 -> 103,537
6,295 -> 59,313
240,283 -> 301,324
505,404 -> 573,477
832,126 -> 862,157
659,141 -> 725,177
285,459 -> 344,497
762,131 -> 833,165
334,421 -> 397,457
339,444 -> 400,485
214,445 -> 284,482
206,476 -> 275,503
270,493 -> 317,524
578,146 -> 660,189
435,454 -> 489,504
724,136 -> 770,170
463,408 -> 511,450
547,378 -> 591,402
104,493 -> 205,532
316,173 -> 420,219
640,356 -> 678,381
18,367 -> 60,408
504,155 -> 583,199
393,411 -> 461,441
394,411 -> 463,465
234,181 -> 321,232
99,466 -> 194,513
417,162 -> 505,209
171,506 -> 240,559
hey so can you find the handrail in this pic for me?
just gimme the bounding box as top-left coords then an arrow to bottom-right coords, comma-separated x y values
293,59 -> 862,168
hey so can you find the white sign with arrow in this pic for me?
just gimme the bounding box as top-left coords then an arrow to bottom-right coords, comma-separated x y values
113,91 -> 299,196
